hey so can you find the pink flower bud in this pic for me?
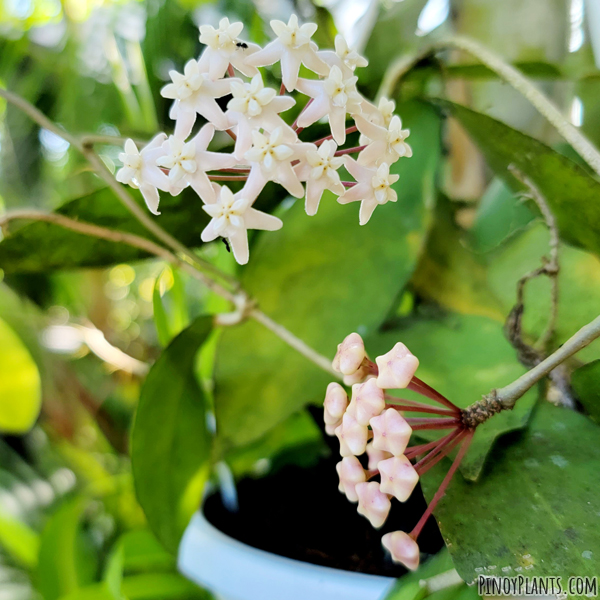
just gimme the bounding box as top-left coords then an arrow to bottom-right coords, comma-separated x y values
324,382 -> 349,425
347,379 -> 385,426
332,332 -> 366,376
381,531 -> 420,571
370,408 -> 412,456
336,456 -> 367,502
366,442 -> 392,470
378,455 -> 419,502
335,412 -> 369,457
355,481 -> 391,528
375,342 -> 419,389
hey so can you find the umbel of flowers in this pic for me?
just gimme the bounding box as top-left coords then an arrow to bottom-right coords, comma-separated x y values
116,16 -> 412,265
325,333 -> 474,571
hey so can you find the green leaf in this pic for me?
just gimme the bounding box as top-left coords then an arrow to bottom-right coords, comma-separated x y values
384,549 -> 456,600
120,574 -> 210,600
437,100 -> 600,257
488,224 -> 600,363
0,316 -> 41,433
468,178 -> 534,254
60,575 -> 210,600
36,498 -> 97,600
104,543 -> 126,600
367,314 -> 537,480
411,197 -> 505,322
572,360 -> 600,423
131,316 -> 213,553
118,530 -> 174,573
421,403 -> 600,584
0,184 -> 280,273
0,506 -> 40,568
214,101 -> 441,450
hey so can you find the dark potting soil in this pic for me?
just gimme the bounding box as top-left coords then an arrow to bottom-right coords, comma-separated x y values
203,453 -> 444,577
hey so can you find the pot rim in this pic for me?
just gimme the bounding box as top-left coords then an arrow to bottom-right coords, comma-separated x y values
178,510 -> 396,600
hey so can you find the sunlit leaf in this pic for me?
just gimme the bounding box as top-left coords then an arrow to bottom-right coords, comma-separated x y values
0,506 -> 40,568
438,100 -> 600,257
0,316 -> 41,433
131,316 -> 213,553
37,498 -> 97,600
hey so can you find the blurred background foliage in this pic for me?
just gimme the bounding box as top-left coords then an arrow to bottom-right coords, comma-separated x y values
1,0 -> 600,597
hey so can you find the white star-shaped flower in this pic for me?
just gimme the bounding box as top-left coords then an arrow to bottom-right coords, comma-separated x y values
157,125 -> 237,204
227,73 -> 295,159
355,481 -> 391,529
161,59 -> 239,138
198,17 -> 261,80
201,184 -> 282,265
338,158 -> 399,225
244,15 -> 329,91
324,382 -> 349,428
381,531 -> 420,571
294,140 -> 344,216
355,113 -> 412,166
335,412 -> 368,457
336,456 -> 367,502
378,455 -> 419,502
375,342 -> 419,390
244,127 -> 312,198
370,408 -> 412,456
358,97 -> 397,145
117,134 -> 176,215
347,379 -> 385,426
295,66 -> 362,145
319,34 -> 368,77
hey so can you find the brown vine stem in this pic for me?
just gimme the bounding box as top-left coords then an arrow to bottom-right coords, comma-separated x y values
378,35 -> 600,179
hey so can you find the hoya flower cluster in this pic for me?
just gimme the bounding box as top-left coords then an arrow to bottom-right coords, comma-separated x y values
116,15 -> 412,264
324,333 -> 470,571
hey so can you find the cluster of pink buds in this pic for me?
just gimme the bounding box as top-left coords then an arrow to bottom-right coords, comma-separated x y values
116,15 -> 412,265
324,333 -> 474,571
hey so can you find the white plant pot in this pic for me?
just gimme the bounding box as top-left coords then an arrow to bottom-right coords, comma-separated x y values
178,512 -> 396,600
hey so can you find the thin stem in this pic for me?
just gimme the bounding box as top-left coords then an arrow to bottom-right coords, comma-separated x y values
385,402 -> 457,416
409,420 -> 462,431
385,394 -> 457,414
314,126 -> 357,147
224,128 -> 237,141
293,98 -> 313,130
405,429 -> 461,459
341,181 -> 357,188
414,428 -> 465,474
378,37 -> 600,178
0,210 -> 237,301
249,309 -> 337,376
213,167 -> 250,173
227,64 -> 235,77
411,430 -> 474,540
335,145 -> 366,156
492,314 -> 600,410
408,376 -> 461,412
279,82 -> 286,95
208,175 -> 248,181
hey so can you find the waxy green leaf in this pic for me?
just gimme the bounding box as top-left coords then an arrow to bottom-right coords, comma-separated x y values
421,403 -> 600,585
131,316 -> 213,553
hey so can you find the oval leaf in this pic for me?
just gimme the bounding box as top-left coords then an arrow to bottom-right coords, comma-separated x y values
131,316 -> 213,553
